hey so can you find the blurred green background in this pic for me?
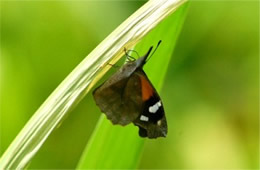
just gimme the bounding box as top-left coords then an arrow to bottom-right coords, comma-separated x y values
0,0 -> 259,169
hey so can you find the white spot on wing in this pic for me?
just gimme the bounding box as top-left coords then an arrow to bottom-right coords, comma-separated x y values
140,115 -> 149,121
149,101 -> 162,113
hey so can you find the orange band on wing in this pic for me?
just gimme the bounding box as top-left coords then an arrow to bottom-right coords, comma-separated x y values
140,75 -> 154,101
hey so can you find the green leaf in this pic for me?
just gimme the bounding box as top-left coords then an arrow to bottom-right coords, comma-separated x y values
77,3 -> 188,169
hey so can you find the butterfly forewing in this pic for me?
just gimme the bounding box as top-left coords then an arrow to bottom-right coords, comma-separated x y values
133,70 -> 167,138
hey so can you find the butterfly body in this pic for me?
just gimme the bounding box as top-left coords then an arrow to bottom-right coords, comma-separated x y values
93,43 -> 167,139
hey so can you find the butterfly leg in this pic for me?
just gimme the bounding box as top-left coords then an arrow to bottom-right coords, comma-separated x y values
107,63 -> 119,68
124,47 -> 140,61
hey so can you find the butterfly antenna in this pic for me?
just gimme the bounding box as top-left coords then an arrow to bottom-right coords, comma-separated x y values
146,40 -> 162,62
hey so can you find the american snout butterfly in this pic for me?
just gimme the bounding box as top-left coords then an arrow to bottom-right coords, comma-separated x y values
93,41 -> 167,139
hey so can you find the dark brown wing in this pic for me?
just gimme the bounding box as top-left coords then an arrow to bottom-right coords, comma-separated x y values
93,72 -> 143,126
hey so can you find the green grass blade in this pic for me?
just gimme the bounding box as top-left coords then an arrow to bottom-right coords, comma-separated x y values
77,3 -> 188,169
0,1 -> 187,169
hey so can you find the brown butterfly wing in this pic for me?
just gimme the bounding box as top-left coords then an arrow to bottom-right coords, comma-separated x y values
93,68 -> 143,126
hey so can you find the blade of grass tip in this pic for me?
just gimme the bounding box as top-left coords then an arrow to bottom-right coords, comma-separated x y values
0,0 -> 187,169
77,3 -> 189,169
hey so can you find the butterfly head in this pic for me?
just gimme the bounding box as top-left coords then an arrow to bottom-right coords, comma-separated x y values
135,40 -> 162,68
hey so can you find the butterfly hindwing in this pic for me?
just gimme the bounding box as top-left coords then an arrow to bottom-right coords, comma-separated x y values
93,63 -> 143,126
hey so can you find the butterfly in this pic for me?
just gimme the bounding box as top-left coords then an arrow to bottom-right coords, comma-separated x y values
93,41 -> 167,139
